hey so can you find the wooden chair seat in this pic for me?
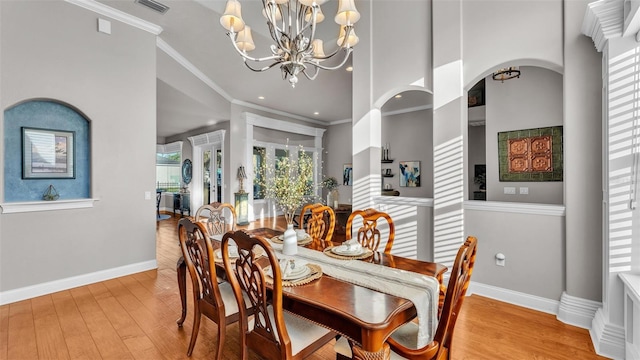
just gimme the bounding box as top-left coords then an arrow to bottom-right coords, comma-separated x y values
335,236 -> 478,360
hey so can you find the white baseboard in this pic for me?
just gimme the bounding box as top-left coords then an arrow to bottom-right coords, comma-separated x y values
468,281 -> 560,315
590,307 -> 626,360
557,291 -> 602,329
0,260 -> 157,306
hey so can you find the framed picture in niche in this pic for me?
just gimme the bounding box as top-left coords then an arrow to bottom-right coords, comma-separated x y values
22,127 -> 75,179
399,161 -> 420,187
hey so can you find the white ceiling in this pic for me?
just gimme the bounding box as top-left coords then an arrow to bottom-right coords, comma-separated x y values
97,0 -> 429,138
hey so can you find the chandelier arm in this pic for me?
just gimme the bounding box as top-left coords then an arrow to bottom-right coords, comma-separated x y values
298,6 -> 317,54
311,44 -> 349,61
301,65 -> 320,81
243,59 -> 281,72
227,32 -> 282,63
261,0 -> 288,53
310,48 -> 353,71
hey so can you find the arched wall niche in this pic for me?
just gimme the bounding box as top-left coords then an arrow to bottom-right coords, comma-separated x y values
378,87 -> 434,198
4,98 -> 91,202
466,63 -> 564,204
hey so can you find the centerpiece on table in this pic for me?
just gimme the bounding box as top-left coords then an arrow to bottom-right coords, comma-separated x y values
259,145 -> 315,255
321,176 -> 340,208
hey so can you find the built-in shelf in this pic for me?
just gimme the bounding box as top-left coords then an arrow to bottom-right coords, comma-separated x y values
381,159 -> 394,163
0,198 -> 99,214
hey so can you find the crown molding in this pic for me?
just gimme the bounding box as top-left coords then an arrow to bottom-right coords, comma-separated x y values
156,38 -> 233,103
329,118 -> 353,126
65,0 -> 163,35
232,100 -> 327,126
582,0 -> 624,52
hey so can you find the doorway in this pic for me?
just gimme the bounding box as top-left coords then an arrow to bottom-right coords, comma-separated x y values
188,130 -> 225,211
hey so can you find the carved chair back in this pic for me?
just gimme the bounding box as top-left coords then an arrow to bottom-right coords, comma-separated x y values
195,202 -> 237,239
346,208 -> 395,253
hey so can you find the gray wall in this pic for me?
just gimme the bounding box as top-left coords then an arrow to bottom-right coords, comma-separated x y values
486,66 -> 564,204
1,1 -> 157,294
381,109 -> 433,198
323,122 -> 353,203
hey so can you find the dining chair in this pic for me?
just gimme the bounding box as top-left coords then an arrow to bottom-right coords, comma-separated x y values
177,217 -> 245,359
195,202 -> 237,240
177,202 -> 237,327
221,230 -> 337,360
345,208 -> 395,253
335,236 -> 478,360
301,203 -> 336,244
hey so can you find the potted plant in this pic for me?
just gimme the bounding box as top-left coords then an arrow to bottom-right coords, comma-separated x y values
259,146 -> 315,254
321,176 -> 340,208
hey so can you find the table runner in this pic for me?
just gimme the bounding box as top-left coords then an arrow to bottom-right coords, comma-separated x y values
271,243 -> 438,348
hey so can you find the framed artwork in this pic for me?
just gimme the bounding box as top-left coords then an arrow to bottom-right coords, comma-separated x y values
399,161 -> 420,187
498,126 -> 563,182
22,127 -> 75,179
343,163 -> 352,186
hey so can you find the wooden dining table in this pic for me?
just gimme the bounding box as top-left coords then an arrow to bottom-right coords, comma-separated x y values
176,227 -> 447,360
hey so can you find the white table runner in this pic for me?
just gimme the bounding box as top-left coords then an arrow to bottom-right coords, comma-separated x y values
272,243 -> 439,348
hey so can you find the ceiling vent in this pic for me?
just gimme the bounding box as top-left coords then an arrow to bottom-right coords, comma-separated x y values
135,0 -> 170,14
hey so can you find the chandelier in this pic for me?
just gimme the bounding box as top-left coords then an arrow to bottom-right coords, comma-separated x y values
220,0 -> 360,87
492,67 -> 521,82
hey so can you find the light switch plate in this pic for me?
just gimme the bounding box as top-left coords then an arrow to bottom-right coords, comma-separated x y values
98,18 -> 111,34
504,187 -> 516,195
519,187 -> 529,194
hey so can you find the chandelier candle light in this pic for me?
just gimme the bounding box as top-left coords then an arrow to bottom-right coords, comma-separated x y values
220,0 -> 361,87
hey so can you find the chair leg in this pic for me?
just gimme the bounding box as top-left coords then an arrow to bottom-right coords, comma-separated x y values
186,306 -> 201,356
176,256 -> 187,326
214,321 -> 225,360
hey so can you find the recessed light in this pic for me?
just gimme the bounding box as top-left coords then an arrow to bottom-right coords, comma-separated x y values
395,94 -> 402,99
258,96 -> 265,100
313,112 -> 319,115
345,66 -> 353,72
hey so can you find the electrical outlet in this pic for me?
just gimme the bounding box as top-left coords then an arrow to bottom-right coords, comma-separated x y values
519,187 -> 529,195
503,187 -> 516,195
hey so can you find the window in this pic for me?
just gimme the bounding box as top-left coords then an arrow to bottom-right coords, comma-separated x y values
157,142 -> 182,192
253,143 -> 320,201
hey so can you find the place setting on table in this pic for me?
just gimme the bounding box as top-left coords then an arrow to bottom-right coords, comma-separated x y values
268,228 -> 314,246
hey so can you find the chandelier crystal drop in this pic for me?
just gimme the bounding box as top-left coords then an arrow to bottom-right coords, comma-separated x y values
220,0 -> 360,87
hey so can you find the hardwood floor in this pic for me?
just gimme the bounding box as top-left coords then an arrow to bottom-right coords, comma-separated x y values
0,213 -> 608,359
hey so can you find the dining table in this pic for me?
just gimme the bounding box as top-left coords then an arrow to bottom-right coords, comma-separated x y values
176,227 -> 447,360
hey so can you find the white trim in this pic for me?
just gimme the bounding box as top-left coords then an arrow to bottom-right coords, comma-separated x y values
582,0 -> 624,52
557,291 -> 602,329
233,99 -> 327,126
464,200 -> 566,216
65,0 -> 163,35
0,260 -> 157,306
329,118 -> 353,126
0,198 -> 99,214
373,196 -> 434,207
467,281 -> 559,315
156,38 -> 233,102
156,141 -> 183,154
382,104 -> 434,117
245,112 -> 327,138
590,307 -> 626,359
